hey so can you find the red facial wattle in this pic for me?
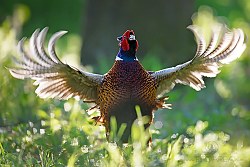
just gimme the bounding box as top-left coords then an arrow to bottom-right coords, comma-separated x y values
121,31 -> 130,51
135,40 -> 139,51
119,30 -> 139,52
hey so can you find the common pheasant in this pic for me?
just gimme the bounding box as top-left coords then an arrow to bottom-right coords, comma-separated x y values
9,25 -> 246,143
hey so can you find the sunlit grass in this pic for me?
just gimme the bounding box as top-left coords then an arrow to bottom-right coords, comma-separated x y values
2,97 -> 250,166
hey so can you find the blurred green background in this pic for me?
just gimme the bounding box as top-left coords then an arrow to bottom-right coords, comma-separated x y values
0,0 -> 250,166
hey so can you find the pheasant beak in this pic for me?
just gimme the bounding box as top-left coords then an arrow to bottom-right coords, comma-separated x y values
117,36 -> 123,41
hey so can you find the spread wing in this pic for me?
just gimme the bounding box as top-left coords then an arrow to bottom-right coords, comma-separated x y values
8,28 -> 103,101
151,25 -> 246,97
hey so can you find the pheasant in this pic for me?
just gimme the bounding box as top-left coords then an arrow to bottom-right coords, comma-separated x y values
9,25 -> 246,143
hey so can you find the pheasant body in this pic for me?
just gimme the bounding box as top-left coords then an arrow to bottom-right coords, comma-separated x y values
8,26 -> 246,144
98,60 -> 157,142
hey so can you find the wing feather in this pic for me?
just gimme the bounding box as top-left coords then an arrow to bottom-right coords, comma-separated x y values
187,25 -> 206,57
8,28 -> 103,101
29,29 -> 51,67
152,25 -> 246,96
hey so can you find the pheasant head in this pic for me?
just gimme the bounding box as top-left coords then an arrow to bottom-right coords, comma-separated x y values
116,30 -> 139,61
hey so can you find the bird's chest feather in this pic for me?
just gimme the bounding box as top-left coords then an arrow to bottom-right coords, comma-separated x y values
98,61 -> 157,113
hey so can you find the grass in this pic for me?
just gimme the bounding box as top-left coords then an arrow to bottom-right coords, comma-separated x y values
1,100 -> 250,166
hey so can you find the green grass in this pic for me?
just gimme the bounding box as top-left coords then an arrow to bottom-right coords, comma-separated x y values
1,101 -> 250,166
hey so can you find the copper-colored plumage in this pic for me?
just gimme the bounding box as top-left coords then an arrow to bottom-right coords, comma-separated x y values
98,61 -> 157,142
